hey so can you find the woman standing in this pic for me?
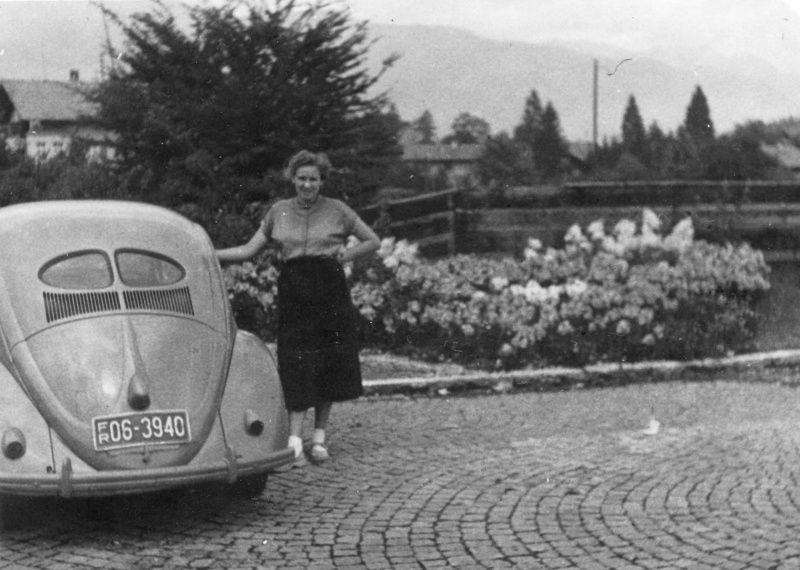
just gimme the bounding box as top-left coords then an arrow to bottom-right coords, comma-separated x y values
217,150 -> 380,467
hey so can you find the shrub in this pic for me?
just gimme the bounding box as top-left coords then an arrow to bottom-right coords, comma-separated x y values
224,209 -> 770,370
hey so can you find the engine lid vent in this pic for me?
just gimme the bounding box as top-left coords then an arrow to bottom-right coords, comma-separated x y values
123,286 -> 194,316
43,291 -> 122,323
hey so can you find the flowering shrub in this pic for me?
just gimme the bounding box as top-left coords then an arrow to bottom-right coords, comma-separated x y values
223,258 -> 280,341
224,209 -> 770,370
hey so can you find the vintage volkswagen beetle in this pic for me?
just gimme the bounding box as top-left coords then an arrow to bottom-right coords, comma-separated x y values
0,200 -> 292,497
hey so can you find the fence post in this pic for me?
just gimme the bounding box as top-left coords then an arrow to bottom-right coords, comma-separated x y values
447,190 -> 456,256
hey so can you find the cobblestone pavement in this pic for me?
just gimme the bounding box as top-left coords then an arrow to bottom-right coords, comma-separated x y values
2,381 -> 800,569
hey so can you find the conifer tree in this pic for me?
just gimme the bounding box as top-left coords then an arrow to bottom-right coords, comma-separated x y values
684,86 -> 715,143
534,102 -> 566,178
413,110 -> 437,144
621,95 -> 646,159
93,0 -> 400,196
513,89 -> 544,149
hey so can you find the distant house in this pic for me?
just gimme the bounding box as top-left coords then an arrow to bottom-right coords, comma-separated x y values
402,143 -> 484,189
761,142 -> 800,178
0,72 -> 116,162
400,139 -> 595,190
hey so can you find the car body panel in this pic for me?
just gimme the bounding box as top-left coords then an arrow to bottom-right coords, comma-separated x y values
0,200 -> 291,497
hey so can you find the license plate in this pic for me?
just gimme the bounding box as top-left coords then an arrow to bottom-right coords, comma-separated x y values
92,410 -> 191,451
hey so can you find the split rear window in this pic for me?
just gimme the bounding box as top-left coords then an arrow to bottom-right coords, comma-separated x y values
39,251 -> 113,290
115,250 -> 185,287
39,249 -> 185,289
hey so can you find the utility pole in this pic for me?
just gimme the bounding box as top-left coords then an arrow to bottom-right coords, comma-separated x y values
592,59 -> 599,148
100,1 -> 117,79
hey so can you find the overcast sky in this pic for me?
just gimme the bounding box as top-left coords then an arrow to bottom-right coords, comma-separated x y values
337,0 -> 800,72
2,0 -> 800,138
2,0 -> 800,78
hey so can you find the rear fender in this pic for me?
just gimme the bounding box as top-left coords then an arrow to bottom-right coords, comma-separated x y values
220,331 -> 287,465
0,364 -> 53,476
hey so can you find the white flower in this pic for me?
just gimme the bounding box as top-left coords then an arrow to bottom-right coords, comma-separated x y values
642,208 -> 662,233
523,280 -> 546,303
602,236 -> 625,257
490,276 -> 509,291
664,217 -> 694,252
565,279 -> 588,297
640,223 -> 662,248
587,219 -> 605,241
394,239 -> 419,265
377,237 -> 396,259
565,224 -> 587,245
510,284 -> 526,297
523,237 -> 543,260
546,284 -> 563,300
614,219 -> 637,251
616,319 -> 631,335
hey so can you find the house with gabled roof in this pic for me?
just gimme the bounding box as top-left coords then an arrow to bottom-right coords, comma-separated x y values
0,72 -> 115,162
402,143 -> 485,189
761,141 -> 800,179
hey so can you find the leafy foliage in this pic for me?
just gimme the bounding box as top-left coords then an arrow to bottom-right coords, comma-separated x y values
442,112 -> 490,145
93,0 -> 401,213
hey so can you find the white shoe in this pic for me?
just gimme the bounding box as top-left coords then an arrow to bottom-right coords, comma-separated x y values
275,447 -> 308,472
310,443 -> 329,463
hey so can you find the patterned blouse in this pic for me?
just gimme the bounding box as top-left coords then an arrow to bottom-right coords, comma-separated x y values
259,196 -> 372,260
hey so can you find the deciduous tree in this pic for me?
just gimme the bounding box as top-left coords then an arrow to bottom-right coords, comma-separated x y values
442,112 -> 490,145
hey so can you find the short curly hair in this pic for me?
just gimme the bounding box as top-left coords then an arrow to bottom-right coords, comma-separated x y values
285,150 -> 332,180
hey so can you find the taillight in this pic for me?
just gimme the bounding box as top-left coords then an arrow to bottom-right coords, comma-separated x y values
2,428 -> 25,459
243,409 -> 264,436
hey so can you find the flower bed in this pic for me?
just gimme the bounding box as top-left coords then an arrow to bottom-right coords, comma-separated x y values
224,209 -> 770,371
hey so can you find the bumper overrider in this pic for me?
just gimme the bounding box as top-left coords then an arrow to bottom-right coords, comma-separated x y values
0,447 -> 294,497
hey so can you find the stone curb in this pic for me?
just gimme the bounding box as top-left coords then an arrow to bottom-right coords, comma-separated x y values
361,348 -> 800,396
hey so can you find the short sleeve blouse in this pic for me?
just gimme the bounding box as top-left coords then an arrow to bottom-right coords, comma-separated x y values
259,196 -> 360,260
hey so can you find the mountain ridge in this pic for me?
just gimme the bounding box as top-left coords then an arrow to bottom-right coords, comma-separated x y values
364,22 -> 800,142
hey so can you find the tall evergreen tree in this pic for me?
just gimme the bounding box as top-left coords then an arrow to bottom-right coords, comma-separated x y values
684,86 -> 715,142
621,95 -> 646,159
413,110 -> 437,144
513,89 -> 544,149
534,102 -> 566,178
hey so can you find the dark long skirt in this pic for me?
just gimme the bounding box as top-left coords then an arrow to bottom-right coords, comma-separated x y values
276,256 -> 363,412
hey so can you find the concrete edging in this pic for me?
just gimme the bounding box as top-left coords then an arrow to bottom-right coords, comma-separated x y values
362,349 -> 800,396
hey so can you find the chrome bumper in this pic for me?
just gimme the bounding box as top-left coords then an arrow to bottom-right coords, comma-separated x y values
0,447 -> 294,497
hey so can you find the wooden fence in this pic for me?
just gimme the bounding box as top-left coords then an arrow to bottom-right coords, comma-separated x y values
359,182 -> 800,261
358,188 -> 459,256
